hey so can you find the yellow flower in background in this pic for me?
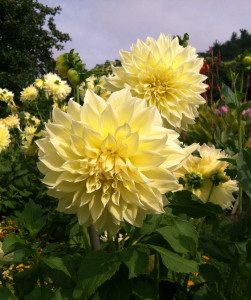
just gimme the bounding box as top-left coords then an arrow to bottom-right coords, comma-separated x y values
174,144 -> 238,209
105,33 -> 207,130
20,85 -> 38,102
43,73 -> 71,102
79,75 -> 111,101
0,88 -> 15,105
0,115 -> 20,129
37,89 -> 197,233
0,124 -> 11,152
34,78 -> 44,89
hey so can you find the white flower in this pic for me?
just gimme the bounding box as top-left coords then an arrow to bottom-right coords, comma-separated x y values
37,89 -> 197,233
0,124 -> 11,152
105,34 -> 207,130
20,85 -> 38,102
43,73 -> 71,102
174,144 -> 238,209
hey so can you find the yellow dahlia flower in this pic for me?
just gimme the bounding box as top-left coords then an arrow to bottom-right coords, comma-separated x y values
34,78 -> 44,89
105,33 -> 207,130
0,115 -> 20,129
20,85 -> 38,102
0,88 -> 15,105
0,124 -> 11,152
37,89 -> 197,233
79,75 -> 111,101
174,144 -> 238,209
43,73 -> 71,102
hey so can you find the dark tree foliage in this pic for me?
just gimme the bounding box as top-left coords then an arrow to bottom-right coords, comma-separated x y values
0,0 -> 71,96
201,29 -> 251,61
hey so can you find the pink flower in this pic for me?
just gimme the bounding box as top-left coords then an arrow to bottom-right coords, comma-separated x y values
215,109 -> 221,115
220,106 -> 228,114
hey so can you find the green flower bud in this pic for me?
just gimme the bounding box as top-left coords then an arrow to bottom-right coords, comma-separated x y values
67,69 -> 81,86
56,54 -> 70,78
242,56 -> 251,66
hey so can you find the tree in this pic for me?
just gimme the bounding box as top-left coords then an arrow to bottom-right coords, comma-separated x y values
205,29 -> 251,61
0,0 -> 71,96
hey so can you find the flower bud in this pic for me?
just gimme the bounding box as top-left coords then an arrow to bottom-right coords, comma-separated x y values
242,56 -> 251,66
67,69 -> 81,86
56,54 -> 70,78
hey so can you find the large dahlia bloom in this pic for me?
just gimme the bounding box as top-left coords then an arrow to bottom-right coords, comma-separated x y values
37,89 -> 197,233
105,34 -> 207,130
174,144 -> 238,209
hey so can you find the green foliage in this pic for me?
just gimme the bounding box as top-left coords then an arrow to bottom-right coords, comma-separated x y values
0,0 -> 71,95
73,251 -> 121,299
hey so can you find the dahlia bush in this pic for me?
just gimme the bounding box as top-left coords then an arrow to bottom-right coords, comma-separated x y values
0,33 -> 250,300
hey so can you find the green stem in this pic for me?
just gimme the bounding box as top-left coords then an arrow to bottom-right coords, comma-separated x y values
74,85 -> 80,103
240,70 -> 244,94
34,102 -> 44,125
206,182 -> 215,203
88,225 -> 100,251
237,112 -> 243,215
183,274 -> 190,290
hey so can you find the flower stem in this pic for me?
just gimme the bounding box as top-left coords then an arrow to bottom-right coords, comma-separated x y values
34,102 -> 44,125
206,182 -> 214,203
88,225 -> 100,251
74,85 -> 80,103
237,107 -> 243,215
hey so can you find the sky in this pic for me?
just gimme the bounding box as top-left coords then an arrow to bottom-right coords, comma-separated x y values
40,0 -> 251,69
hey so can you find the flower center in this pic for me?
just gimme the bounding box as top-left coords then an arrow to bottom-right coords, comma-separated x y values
183,172 -> 204,190
144,76 -> 169,106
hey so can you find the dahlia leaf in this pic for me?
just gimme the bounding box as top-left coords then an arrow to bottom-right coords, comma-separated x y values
156,217 -> 198,255
146,244 -> 198,273
73,251 -> 121,299
236,149 -> 251,198
120,246 -> 149,278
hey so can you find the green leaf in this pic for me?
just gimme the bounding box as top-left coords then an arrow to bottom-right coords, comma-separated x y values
18,200 -> 46,237
73,251 -> 121,300
120,246 -> 149,278
156,217 -> 198,254
193,284 -> 227,300
236,149 -> 251,198
140,214 -> 165,235
168,191 -> 223,218
132,278 -> 156,300
199,264 -> 222,284
0,287 -> 15,300
146,244 -> 198,273
98,267 -> 132,300
42,256 -> 71,278
2,233 -> 25,255
14,265 -> 39,297
217,158 -> 237,166
221,83 -> 237,109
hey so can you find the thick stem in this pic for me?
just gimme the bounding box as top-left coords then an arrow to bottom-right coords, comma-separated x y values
88,225 -> 100,251
74,85 -> 80,103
